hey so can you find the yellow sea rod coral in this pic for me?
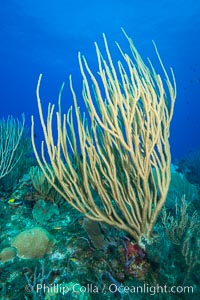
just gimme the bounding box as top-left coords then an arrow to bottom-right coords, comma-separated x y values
32,30 -> 176,247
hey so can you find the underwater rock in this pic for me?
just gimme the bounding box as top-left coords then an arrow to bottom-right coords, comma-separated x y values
0,247 -> 16,263
11,227 -> 56,259
32,199 -> 59,223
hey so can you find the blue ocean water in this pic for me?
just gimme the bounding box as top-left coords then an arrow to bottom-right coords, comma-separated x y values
0,0 -> 199,160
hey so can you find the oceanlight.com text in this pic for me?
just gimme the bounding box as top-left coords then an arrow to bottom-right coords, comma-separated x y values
28,283 -> 194,296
